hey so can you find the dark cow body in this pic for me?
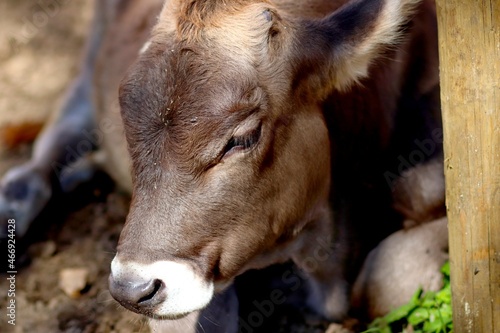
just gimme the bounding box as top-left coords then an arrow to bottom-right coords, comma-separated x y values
323,0 -> 441,279
0,0 -> 445,332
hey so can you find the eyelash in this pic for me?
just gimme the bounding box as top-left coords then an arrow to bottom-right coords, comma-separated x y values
222,125 -> 262,158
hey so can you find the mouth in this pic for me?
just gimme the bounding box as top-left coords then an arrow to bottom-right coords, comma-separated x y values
111,283 -> 212,320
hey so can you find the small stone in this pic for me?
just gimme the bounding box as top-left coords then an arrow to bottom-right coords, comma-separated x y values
59,268 -> 89,298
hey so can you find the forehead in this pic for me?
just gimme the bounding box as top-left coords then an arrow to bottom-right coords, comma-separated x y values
142,43 -> 259,122
120,1 -> 275,137
156,0 -> 274,62
120,42 -> 261,147
121,2 -> 275,120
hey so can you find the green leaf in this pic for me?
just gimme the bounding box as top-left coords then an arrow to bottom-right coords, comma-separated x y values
384,302 -> 419,323
441,261 -> 450,277
423,309 -> 449,332
410,287 -> 424,304
421,291 -> 437,307
364,318 -> 390,333
381,327 -> 392,333
436,286 -> 451,304
362,323 -> 393,333
408,307 -> 430,326
438,303 -> 453,320
423,318 -> 444,332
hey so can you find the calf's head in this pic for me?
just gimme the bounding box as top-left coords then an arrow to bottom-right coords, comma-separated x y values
109,0 -> 420,319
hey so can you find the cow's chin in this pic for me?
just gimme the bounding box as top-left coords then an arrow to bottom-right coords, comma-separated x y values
109,258 -> 215,319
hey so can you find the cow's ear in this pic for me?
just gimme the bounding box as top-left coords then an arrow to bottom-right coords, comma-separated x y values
292,0 -> 420,98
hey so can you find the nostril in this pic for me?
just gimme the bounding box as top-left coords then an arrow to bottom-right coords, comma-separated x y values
109,275 -> 167,315
137,279 -> 164,304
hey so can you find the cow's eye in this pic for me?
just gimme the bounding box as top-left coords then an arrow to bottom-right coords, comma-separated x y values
222,124 -> 262,159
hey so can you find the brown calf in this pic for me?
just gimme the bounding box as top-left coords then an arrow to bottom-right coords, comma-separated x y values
111,0 -> 441,323
0,0 -> 444,331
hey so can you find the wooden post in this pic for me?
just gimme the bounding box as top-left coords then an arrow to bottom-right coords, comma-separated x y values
435,1 -> 499,332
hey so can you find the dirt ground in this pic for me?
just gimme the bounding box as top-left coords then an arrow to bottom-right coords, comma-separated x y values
0,1 -> 355,333
0,2 -> 148,332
